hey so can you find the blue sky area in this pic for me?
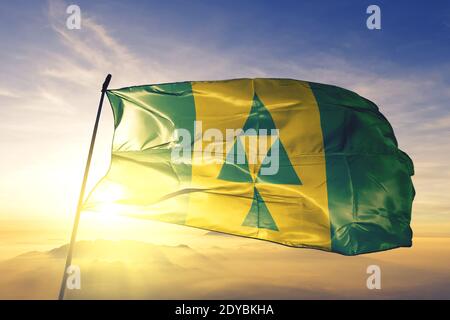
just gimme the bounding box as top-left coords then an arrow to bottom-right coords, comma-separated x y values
0,0 -> 449,233
2,1 -> 449,73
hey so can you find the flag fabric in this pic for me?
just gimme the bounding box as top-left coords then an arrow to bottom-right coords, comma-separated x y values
83,78 -> 414,255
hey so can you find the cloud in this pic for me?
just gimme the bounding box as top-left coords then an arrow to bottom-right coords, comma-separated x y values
0,0 -> 449,228
422,114 -> 450,130
1,238 -> 450,299
0,88 -> 20,98
45,0 -> 149,88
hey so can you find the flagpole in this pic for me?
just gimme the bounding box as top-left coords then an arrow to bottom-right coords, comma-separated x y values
58,74 -> 112,300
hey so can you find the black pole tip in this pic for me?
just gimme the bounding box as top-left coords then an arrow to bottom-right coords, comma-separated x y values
102,74 -> 112,92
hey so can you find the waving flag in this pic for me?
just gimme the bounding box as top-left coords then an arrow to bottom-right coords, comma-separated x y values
83,78 -> 414,255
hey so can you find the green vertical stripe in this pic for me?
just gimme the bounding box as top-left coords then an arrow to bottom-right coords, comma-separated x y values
106,82 -> 196,224
108,82 -> 196,145
309,82 -> 414,255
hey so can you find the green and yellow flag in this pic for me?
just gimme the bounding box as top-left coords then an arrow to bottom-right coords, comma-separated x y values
83,78 -> 414,255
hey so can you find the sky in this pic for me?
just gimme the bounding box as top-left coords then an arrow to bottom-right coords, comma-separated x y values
0,0 -> 449,250
0,0 -> 449,300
